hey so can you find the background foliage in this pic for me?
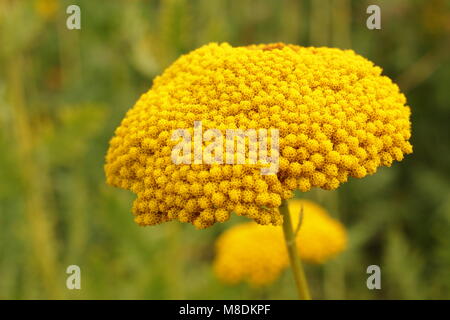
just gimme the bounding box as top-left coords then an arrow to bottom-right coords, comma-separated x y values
0,0 -> 449,299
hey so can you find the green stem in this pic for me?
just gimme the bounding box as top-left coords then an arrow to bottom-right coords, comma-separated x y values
280,199 -> 312,300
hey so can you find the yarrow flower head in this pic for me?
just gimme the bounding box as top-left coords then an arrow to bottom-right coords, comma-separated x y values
213,199 -> 347,286
105,42 -> 412,229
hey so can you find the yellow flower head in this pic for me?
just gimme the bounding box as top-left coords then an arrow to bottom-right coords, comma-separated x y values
105,42 -> 412,228
213,199 -> 347,286
34,0 -> 59,20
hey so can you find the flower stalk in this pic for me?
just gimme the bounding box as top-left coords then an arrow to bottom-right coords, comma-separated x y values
280,199 -> 312,300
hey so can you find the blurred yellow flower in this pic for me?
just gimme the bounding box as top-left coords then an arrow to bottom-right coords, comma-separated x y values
213,199 -> 347,286
105,42 -> 412,229
34,0 -> 58,20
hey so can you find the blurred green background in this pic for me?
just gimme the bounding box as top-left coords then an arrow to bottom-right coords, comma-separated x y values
0,0 -> 449,299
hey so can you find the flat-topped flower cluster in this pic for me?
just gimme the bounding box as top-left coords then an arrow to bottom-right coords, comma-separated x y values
105,42 -> 412,229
